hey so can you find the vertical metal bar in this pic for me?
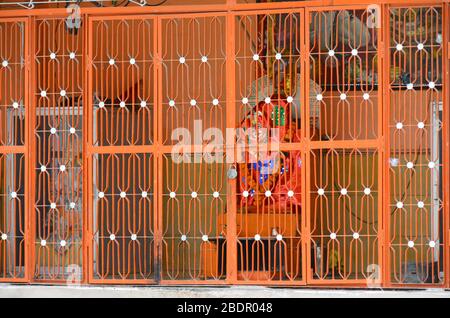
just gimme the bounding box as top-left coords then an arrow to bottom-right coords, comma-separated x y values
382,4 -> 391,288
303,7 -> 312,284
443,1 -> 450,289
226,12 -> 237,284
154,15 -> 162,283
28,16 -> 36,282
23,16 -> 31,283
378,3 -> 387,288
82,12 -> 89,285
299,8 -> 308,285
86,15 -> 94,283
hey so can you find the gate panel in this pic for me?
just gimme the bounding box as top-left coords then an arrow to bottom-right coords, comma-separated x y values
32,17 -> 83,281
159,14 -> 228,283
306,7 -> 382,284
309,148 -> 379,281
234,10 -> 305,284
161,153 -> 227,281
387,5 -> 445,286
160,15 -> 227,146
88,17 -> 156,283
92,153 -> 154,281
0,19 -> 28,281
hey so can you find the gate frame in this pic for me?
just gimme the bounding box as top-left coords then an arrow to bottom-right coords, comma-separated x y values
382,2 -> 449,289
85,14 -> 159,285
227,8 -> 307,286
0,0 -> 448,288
154,11 -> 233,285
445,1 -> 450,290
26,13 -> 88,284
0,16 -> 30,284
304,3 -> 385,287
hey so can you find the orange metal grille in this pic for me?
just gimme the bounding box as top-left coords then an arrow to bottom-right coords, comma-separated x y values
387,5 -> 445,286
89,16 -> 156,283
161,153 -> 227,281
234,10 -> 304,284
159,14 -> 228,282
306,7 -> 382,284
309,148 -> 380,282
92,153 -> 155,281
32,17 -> 84,281
0,1 -> 448,288
0,19 -> 27,282
161,15 -> 227,146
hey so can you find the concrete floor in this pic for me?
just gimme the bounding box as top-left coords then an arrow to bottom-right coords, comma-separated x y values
0,284 -> 449,298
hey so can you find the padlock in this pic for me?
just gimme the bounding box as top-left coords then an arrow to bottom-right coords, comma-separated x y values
227,165 -> 238,179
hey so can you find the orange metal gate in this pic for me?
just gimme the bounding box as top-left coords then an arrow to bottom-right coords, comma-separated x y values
385,4 -> 447,287
0,0 -> 449,288
305,5 -> 383,285
31,15 -> 84,282
0,17 -> 29,283
87,15 -> 157,284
